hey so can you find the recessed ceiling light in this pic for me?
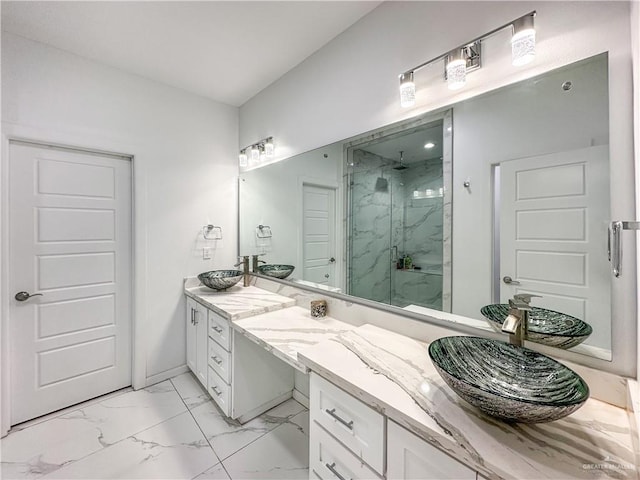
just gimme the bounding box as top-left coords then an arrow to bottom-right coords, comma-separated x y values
424,142 -> 435,149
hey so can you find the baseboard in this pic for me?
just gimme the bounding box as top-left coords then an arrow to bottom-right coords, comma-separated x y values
293,388 -> 309,408
145,364 -> 189,388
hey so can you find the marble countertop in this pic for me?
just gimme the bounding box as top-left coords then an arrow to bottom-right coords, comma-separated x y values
299,324 -> 638,480
232,306 -> 355,373
184,280 -> 295,320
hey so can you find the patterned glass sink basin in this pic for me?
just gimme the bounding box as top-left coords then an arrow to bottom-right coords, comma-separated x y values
198,270 -> 243,290
257,264 -> 295,279
428,336 -> 589,423
480,304 -> 592,349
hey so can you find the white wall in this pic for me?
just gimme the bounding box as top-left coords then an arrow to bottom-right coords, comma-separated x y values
240,1 -> 636,377
1,33 -> 239,390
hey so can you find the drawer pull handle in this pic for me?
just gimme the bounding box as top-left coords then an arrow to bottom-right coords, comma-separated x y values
325,462 -> 350,480
325,408 -> 354,430
211,355 -> 223,365
212,326 -> 223,334
211,386 -> 223,396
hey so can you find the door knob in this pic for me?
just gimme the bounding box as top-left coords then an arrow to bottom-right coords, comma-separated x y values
15,291 -> 43,302
502,276 -> 521,285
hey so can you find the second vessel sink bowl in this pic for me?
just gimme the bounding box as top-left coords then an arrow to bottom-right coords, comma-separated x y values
480,304 -> 593,349
258,264 -> 295,279
198,270 -> 243,290
428,336 -> 589,423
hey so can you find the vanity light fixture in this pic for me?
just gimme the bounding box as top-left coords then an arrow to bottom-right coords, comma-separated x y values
238,149 -> 248,167
399,72 -> 416,108
264,137 -> 275,158
445,48 -> 468,90
511,13 -> 536,66
397,11 -> 536,107
250,145 -> 260,165
239,136 -> 276,168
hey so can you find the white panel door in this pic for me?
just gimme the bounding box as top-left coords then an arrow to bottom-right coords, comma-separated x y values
303,184 -> 336,286
9,142 -> 132,425
500,145 -> 610,349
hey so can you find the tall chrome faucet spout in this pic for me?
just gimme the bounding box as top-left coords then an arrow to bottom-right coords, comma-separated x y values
502,294 -> 542,347
234,256 -> 251,287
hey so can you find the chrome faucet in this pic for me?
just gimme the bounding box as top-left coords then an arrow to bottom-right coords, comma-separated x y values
252,254 -> 266,272
501,294 -> 541,347
234,256 -> 251,287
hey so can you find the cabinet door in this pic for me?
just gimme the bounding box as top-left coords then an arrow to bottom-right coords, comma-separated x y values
387,420 -> 476,480
193,301 -> 208,387
186,297 -> 198,375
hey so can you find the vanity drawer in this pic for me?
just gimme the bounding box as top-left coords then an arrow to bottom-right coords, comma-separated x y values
311,419 -> 382,480
310,373 -> 384,475
208,310 -> 231,350
208,336 -> 231,383
207,367 -> 231,416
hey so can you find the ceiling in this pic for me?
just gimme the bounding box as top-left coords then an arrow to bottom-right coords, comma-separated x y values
362,123 -> 444,165
1,1 -> 381,107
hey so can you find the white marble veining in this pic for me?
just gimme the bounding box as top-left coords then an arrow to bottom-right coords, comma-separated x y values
184,280 -> 295,320
255,276 -> 630,408
299,325 -> 638,480
2,373 -> 311,480
1,381 -> 187,479
41,412 -> 219,479
190,397 -> 306,461
232,306 -> 355,372
222,410 -> 309,480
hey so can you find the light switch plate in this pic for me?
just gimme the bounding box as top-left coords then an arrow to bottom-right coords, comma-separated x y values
203,247 -> 212,260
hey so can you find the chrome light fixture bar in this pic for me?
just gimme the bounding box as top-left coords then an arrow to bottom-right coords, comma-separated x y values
398,11 -> 535,107
238,136 -> 275,167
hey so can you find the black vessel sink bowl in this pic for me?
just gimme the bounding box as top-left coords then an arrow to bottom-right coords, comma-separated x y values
480,304 -> 592,349
258,264 -> 295,279
198,270 -> 243,290
428,336 -> 589,423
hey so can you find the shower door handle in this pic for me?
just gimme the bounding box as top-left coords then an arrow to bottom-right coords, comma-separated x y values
391,245 -> 398,261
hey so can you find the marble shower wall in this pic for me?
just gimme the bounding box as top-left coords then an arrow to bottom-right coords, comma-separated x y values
349,150 -> 444,310
393,158 -> 444,310
349,149 -> 403,304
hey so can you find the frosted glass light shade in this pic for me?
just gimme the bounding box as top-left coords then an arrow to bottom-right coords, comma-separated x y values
446,58 -> 466,90
399,72 -> 415,108
512,14 -> 536,66
239,150 -> 248,167
250,145 -> 260,165
512,28 -> 535,66
265,138 -> 275,158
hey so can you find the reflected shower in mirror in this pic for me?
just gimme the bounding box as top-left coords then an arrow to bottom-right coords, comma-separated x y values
239,53 -> 612,360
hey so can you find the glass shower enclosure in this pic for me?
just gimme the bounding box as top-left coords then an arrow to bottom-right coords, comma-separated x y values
346,115 -> 452,312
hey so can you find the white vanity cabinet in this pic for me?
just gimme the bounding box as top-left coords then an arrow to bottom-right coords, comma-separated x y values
186,297 -> 208,387
309,373 -> 478,480
387,421 -> 476,480
186,295 -> 295,423
207,309 -> 233,415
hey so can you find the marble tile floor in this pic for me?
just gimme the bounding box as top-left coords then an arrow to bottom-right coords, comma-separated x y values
1,373 -> 309,480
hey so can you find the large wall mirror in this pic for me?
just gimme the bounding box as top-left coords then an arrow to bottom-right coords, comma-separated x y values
239,53 -> 620,362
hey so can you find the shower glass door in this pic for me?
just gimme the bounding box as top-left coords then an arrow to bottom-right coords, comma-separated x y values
346,116 -> 450,311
